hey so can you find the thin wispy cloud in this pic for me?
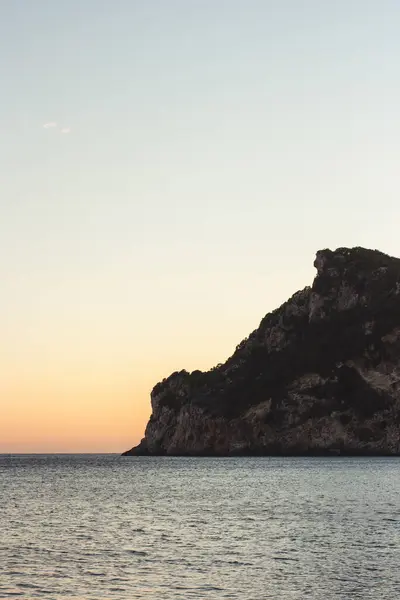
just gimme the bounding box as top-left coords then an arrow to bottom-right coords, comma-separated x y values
42,122 -> 72,134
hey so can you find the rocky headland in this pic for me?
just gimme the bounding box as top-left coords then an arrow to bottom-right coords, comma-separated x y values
123,247 -> 400,456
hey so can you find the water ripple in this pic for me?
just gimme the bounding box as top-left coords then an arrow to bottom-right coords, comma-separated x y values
1,455 -> 400,599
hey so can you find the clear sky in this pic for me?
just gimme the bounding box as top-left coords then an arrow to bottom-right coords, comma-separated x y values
1,0 -> 400,453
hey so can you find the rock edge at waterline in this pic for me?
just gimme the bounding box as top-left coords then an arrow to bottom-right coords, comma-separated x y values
123,247 -> 400,456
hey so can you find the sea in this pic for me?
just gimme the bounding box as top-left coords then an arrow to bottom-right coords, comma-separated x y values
1,455 -> 399,600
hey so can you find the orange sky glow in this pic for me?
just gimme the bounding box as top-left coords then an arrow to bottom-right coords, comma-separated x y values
3,1 -> 400,453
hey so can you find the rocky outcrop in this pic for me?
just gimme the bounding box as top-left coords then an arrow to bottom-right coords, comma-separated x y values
123,247 -> 400,456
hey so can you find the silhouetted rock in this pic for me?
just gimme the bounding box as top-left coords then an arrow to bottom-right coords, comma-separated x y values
123,247 -> 400,456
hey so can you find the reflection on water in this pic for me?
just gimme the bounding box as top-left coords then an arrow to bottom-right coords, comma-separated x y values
1,454 -> 400,599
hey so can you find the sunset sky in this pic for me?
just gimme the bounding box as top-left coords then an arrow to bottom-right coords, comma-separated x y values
2,0 -> 400,452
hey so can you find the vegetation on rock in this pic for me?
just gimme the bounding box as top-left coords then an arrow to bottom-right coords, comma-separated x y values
123,247 -> 400,456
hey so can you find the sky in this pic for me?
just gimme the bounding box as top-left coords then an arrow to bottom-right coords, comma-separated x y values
1,0 -> 400,452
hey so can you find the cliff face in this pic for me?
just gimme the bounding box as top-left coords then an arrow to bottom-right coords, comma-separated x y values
123,247 -> 400,456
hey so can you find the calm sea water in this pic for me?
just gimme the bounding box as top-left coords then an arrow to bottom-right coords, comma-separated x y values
1,455 -> 399,599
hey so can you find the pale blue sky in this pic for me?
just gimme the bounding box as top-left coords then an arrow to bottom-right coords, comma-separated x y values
2,1 -> 400,450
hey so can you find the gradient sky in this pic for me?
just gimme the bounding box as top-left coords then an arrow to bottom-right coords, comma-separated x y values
2,0 -> 400,452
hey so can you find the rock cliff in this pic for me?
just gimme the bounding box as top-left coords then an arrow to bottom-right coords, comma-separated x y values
123,247 -> 400,456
